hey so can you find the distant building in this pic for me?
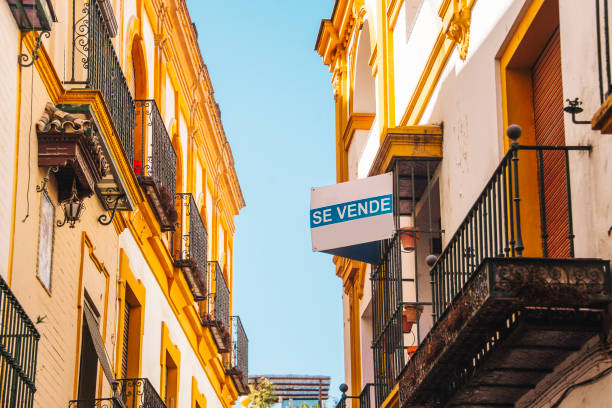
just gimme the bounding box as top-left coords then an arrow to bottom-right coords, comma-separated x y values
0,0 -> 247,407
316,1 -> 612,407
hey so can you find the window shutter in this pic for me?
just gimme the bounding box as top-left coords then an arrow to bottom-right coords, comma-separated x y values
532,28 -> 570,258
83,302 -> 115,385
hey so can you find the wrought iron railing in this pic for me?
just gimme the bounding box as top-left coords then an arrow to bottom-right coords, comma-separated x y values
359,383 -> 375,408
117,378 -> 166,408
67,0 -> 135,164
336,383 -> 375,408
370,159 -> 439,407
371,235 -> 404,406
430,143 -> 590,322
0,274 -> 40,408
226,316 -> 248,390
68,398 -> 123,408
134,100 -> 177,200
174,193 -> 207,300
203,261 -> 230,330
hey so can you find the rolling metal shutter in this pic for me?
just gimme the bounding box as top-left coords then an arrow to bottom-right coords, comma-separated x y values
531,28 -> 570,258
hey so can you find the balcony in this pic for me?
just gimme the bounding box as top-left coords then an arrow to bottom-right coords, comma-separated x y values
134,100 -> 177,231
370,158 -> 440,407
117,378 -> 166,408
201,261 -> 231,353
64,0 -> 134,211
67,0 -> 134,162
396,142 -> 612,407
226,316 -> 249,395
0,274 -> 40,408
174,194 -> 207,301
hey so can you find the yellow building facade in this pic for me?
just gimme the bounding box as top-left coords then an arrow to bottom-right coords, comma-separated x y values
317,1 -> 612,408
0,1 -> 248,407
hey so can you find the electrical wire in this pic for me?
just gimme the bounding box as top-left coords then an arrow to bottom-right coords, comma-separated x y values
550,365 -> 612,408
21,61 -> 35,223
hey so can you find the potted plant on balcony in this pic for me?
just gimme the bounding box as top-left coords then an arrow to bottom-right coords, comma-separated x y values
400,227 -> 419,252
405,346 -> 418,360
159,184 -> 178,225
402,305 -> 423,333
221,326 -> 232,351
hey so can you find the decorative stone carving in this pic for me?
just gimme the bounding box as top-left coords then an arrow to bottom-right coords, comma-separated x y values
446,1 -> 471,60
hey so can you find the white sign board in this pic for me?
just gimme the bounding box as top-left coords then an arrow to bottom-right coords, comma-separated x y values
310,173 -> 394,253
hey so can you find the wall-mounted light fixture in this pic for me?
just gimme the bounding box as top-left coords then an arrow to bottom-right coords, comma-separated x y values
564,98 -> 591,125
8,0 -> 57,67
7,0 -> 56,31
57,180 -> 84,228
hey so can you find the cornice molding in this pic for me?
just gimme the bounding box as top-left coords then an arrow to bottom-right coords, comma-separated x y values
342,113 -> 376,150
154,0 -> 245,214
316,0 -> 355,69
369,125 -> 443,175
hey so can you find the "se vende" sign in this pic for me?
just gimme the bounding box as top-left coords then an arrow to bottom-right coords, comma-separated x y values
310,173 -> 394,255
310,194 -> 392,228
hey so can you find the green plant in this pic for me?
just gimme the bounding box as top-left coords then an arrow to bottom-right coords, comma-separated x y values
249,377 -> 277,408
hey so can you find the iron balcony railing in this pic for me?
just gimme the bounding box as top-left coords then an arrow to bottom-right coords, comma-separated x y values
369,159 -> 439,407
371,235 -> 403,406
336,383 -> 376,408
200,261 -> 231,352
68,398 -> 123,408
134,100 -> 177,199
203,261 -> 230,330
117,378 -> 166,408
67,0 -> 135,164
430,143 -> 590,322
226,316 -> 248,394
0,274 -> 40,408
174,193 -> 207,300
134,100 -> 177,231
359,383 -> 375,408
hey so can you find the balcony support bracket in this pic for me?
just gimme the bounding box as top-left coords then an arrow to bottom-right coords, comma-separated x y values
18,30 -> 50,67
98,194 -> 125,226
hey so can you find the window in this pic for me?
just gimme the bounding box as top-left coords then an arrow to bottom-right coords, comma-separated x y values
37,191 -> 54,292
164,351 -> 178,408
161,323 -> 180,408
117,252 -> 146,379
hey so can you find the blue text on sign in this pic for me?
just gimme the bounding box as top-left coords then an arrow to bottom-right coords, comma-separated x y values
310,194 -> 393,228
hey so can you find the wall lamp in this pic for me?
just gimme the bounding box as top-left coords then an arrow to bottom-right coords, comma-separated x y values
7,0 -> 56,31
8,0 -> 57,67
57,180 -> 84,228
563,98 -> 591,125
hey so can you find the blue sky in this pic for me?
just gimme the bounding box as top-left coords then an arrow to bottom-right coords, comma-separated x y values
185,1 -> 344,403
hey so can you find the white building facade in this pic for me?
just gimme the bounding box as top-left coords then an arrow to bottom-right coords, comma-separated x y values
317,1 -> 612,407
